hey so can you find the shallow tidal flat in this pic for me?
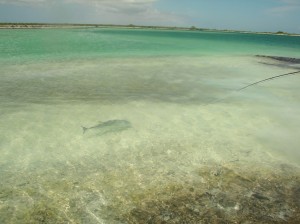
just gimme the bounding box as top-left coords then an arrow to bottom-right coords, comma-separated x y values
0,28 -> 300,223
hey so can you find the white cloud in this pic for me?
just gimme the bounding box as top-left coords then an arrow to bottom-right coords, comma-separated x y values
268,0 -> 300,14
280,0 -> 300,4
0,0 -> 158,10
92,2 -> 184,26
0,0 -> 186,26
0,0 -> 157,9
68,0 -> 185,25
0,0 -> 47,3
83,0 -> 158,14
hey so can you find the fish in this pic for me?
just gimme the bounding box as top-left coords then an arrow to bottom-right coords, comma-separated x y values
81,119 -> 131,135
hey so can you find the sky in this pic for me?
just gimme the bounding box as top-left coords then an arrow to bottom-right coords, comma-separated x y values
0,0 -> 300,33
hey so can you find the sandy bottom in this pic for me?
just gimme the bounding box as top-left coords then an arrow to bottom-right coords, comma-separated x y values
0,55 -> 300,223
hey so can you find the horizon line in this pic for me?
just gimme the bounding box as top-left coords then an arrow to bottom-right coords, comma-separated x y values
0,22 -> 299,35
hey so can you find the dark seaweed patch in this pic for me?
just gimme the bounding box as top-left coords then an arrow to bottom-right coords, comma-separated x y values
122,166 -> 300,223
1,164 -> 300,223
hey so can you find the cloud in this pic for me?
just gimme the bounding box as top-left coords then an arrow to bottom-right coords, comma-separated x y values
0,0 -> 47,4
268,0 -> 300,14
0,0 -> 157,9
68,0 -> 185,25
280,0 -> 300,4
0,0 -> 157,10
0,0 -> 186,26
80,0 -> 158,14
91,1 -> 184,26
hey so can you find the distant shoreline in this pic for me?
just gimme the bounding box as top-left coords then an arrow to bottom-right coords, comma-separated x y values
0,23 -> 299,36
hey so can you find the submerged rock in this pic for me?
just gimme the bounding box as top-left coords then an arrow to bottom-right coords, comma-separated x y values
256,55 -> 300,64
256,55 -> 300,70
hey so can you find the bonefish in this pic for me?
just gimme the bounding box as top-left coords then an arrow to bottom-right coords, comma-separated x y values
82,120 -> 131,135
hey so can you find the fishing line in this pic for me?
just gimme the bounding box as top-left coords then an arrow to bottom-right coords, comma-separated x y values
237,70 -> 300,91
206,70 -> 300,105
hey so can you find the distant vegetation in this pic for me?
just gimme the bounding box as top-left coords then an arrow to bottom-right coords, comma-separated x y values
0,23 -> 298,36
276,31 -> 288,35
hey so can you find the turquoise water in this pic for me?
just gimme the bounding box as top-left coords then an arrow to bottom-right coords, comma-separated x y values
1,28 -> 300,62
0,28 -> 300,223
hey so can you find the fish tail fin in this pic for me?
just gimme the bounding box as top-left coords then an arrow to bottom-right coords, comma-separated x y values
82,126 -> 88,134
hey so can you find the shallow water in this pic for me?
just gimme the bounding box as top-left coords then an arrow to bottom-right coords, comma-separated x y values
0,28 -> 300,223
